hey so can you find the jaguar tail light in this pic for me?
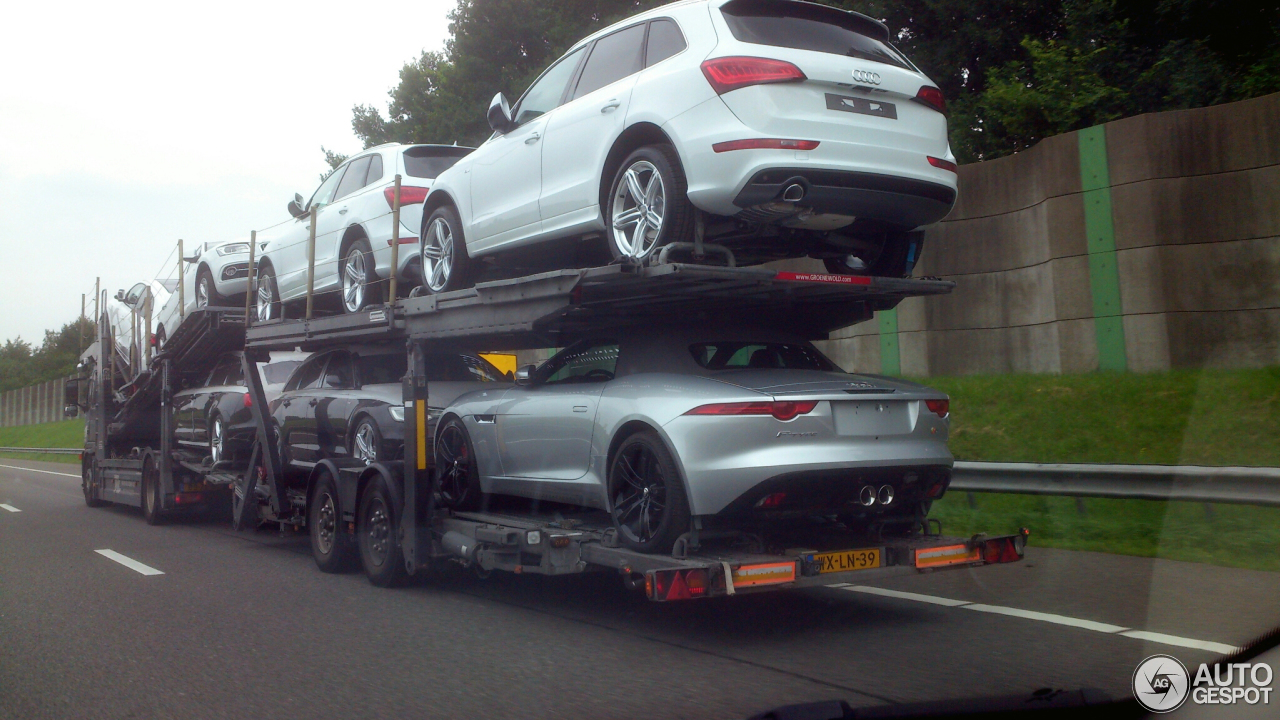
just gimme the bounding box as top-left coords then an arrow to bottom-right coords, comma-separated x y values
701,56 -> 806,95
685,401 -> 818,421
925,399 -> 949,418
383,186 -> 429,209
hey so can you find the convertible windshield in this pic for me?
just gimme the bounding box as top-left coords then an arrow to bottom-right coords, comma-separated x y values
690,341 -> 836,371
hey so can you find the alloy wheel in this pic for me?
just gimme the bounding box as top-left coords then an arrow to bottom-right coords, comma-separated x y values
256,278 -> 274,321
422,218 -> 454,292
611,444 -> 668,544
436,423 -> 471,506
610,160 -> 666,260
210,417 -> 224,465
342,248 -> 367,312
353,423 -> 378,464
196,277 -> 210,309
316,492 -> 337,556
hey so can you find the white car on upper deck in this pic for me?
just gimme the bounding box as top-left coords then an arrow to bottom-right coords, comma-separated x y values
416,0 -> 957,294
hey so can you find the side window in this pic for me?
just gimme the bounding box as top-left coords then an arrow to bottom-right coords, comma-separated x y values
645,19 -> 687,66
333,156 -> 372,201
308,165 -> 347,209
207,355 -> 240,386
124,283 -> 147,307
322,352 -> 353,389
571,24 -> 646,100
285,355 -> 326,392
512,46 -> 586,126
222,356 -> 245,386
462,355 -> 507,382
365,155 -> 383,187
542,341 -> 620,385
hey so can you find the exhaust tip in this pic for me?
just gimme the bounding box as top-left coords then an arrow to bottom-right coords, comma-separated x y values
859,485 -> 876,506
781,183 -> 806,202
878,484 -> 895,505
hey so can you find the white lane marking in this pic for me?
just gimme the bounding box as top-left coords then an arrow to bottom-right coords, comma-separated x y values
965,603 -> 1127,633
1,504 -> 20,512
1119,630 -> 1238,655
94,549 -> 164,576
0,463 -> 79,478
844,585 -> 973,606
840,585 -> 1239,654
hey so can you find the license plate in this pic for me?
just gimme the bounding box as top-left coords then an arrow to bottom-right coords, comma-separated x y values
825,93 -> 898,119
814,548 -> 882,573
915,544 -> 981,569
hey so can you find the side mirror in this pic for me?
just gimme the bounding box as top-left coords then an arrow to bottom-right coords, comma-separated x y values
64,377 -> 84,411
184,251 -> 200,263
64,404 -> 79,418
487,92 -> 515,133
514,364 -> 536,386
287,198 -> 306,218
115,289 -> 125,301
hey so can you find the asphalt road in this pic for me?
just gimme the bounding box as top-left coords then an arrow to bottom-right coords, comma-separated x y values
2,458 -> 1278,720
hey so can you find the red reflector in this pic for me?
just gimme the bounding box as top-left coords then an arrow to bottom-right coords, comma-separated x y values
173,492 -> 204,505
982,536 -> 1025,564
925,482 -> 945,498
755,492 -> 788,509
386,236 -> 419,246
927,156 -> 958,173
915,85 -> 946,114
925,399 -> 949,417
666,571 -> 692,601
243,392 -> 253,408
712,138 -> 820,153
701,56 -> 805,94
685,401 -> 818,421
383,186 -> 429,208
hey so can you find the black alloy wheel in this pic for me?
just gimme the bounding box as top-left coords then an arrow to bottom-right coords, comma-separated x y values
608,431 -> 690,554
435,418 -> 483,510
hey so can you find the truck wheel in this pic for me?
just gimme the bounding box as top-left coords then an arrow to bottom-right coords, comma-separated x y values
608,430 -> 690,554
142,457 -> 165,525
256,266 -> 281,321
340,238 -> 382,313
83,456 -> 106,508
310,470 -> 356,573
435,418 -> 483,510
606,145 -> 694,263
357,475 -> 409,587
419,206 -> 473,294
196,268 -> 220,309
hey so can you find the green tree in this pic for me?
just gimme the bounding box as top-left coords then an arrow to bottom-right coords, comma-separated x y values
0,318 -> 96,394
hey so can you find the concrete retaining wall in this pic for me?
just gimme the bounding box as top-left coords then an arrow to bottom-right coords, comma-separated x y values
814,92 -> 1280,376
0,377 -> 74,428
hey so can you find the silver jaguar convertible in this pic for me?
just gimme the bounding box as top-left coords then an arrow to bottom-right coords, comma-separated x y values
434,327 -> 953,554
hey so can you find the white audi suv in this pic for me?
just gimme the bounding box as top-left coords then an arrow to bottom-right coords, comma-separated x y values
153,239 -> 255,348
255,143 -> 473,319
418,0 -> 957,293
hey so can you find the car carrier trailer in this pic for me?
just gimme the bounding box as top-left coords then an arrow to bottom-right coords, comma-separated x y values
69,261 -> 1028,599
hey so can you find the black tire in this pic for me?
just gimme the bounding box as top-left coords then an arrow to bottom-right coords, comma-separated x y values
435,417 -> 484,511
350,417 -> 382,465
196,267 -> 220,309
340,237 -> 382,313
83,456 -> 106,508
310,470 -> 357,573
255,265 -> 281,321
608,430 -> 690,554
419,205 -> 473,294
142,456 -> 165,526
824,228 -> 912,278
605,144 -> 695,263
357,475 -> 409,587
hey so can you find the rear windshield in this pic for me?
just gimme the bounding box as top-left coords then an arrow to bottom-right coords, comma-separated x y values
690,342 -> 836,371
403,146 -> 473,179
719,0 -> 910,70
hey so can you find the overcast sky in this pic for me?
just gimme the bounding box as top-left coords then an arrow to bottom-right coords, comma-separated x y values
0,0 -> 454,345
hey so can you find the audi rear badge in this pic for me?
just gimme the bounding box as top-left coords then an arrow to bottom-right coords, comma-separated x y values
852,69 -> 881,85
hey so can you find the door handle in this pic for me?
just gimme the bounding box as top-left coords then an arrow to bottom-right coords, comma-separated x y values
572,405 -> 589,413
309,398 -> 319,407
525,132 -> 541,145
600,100 -> 620,113
338,207 -> 348,215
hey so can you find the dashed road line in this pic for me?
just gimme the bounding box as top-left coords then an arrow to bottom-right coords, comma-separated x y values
0,463 -> 79,478
839,585 -> 1239,655
94,549 -> 164,576
1,503 -> 20,512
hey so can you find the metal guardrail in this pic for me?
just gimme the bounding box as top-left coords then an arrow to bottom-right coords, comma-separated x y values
951,461 -> 1280,507
0,447 -> 80,456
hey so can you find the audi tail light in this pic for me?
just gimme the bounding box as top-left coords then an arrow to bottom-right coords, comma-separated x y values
383,186 -> 429,209
914,86 -> 946,114
713,138 -> 820,153
701,56 -> 806,95
243,393 -> 253,408
928,156 -> 958,173
685,401 -> 818,421
925,399 -> 949,418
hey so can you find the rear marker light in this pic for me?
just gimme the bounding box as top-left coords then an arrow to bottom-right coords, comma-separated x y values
243,393 -> 253,408
713,138 -> 820,153
383,186 -> 429,208
646,569 -> 710,601
685,400 -> 818,421
701,56 -> 806,95
925,399 -> 949,417
914,85 -> 947,114
755,492 -> 788,509
927,156 -> 958,173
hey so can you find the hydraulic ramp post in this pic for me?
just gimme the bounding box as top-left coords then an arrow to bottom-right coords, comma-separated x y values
233,353 -> 289,530
400,340 -> 435,575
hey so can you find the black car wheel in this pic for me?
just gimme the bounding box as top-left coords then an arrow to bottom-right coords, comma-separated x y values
357,475 -> 409,587
310,470 -> 356,573
435,417 -> 484,510
608,430 -> 690,554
